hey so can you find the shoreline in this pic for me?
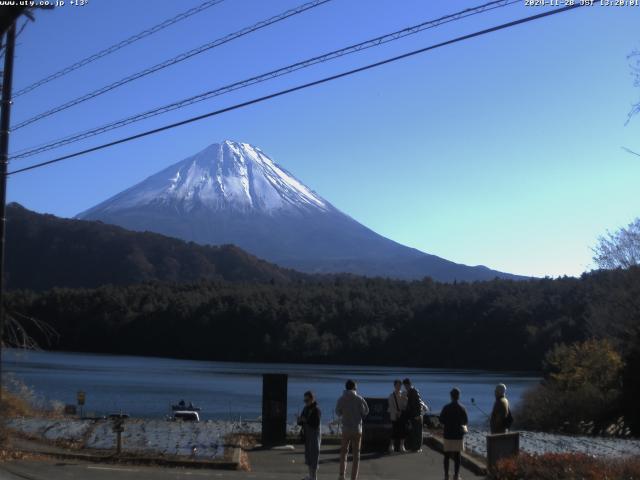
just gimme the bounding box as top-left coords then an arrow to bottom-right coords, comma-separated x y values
2,347 -> 541,376
6,417 -> 640,461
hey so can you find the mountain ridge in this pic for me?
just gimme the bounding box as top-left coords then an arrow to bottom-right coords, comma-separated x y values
77,140 -> 525,282
5,202 -> 306,291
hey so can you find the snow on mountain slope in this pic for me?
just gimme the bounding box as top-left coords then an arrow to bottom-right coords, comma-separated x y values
81,141 -> 328,216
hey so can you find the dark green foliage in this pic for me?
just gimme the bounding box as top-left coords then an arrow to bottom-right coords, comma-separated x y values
5,203 -> 305,290
513,264 -> 640,434
6,267 -> 640,374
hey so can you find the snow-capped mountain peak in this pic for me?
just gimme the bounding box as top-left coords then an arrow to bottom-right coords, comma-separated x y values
82,140 -> 329,215
77,139 -> 523,282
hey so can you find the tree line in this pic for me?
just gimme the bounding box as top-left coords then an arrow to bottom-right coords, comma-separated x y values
7,267 -> 638,372
9,266 -> 639,434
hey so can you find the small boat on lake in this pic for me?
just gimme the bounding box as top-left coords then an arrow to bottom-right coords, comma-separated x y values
171,400 -> 201,412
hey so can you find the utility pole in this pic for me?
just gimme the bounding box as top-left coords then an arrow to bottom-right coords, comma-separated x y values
0,21 -> 16,406
0,7 -> 26,36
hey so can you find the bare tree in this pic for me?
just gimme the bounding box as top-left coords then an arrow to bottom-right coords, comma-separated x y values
593,218 -> 640,269
2,307 -> 57,350
622,49 -> 640,156
629,49 -> 640,123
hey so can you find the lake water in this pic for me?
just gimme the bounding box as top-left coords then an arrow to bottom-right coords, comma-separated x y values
3,349 -> 539,427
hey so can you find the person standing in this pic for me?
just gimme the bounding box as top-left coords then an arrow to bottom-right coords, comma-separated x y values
439,388 -> 469,480
387,379 -> 407,453
402,378 -> 425,452
335,379 -> 369,480
490,383 -> 511,434
297,391 -> 321,480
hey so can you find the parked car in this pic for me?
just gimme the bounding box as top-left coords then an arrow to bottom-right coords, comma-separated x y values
173,410 -> 200,422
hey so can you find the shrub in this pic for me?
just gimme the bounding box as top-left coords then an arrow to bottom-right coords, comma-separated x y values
493,453 -> 640,480
623,339 -> 640,436
544,339 -> 624,392
516,339 -> 625,434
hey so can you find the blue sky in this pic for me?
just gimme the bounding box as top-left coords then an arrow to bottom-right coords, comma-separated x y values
6,0 -> 640,278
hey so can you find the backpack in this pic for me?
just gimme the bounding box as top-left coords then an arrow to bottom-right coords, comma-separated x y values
505,409 -> 514,429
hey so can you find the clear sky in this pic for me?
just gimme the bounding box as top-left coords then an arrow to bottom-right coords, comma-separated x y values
6,0 -> 640,278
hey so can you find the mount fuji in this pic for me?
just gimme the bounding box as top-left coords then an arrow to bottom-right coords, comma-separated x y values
77,140 -> 521,281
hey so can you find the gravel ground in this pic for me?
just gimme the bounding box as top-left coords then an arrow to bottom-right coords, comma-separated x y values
7,418 -> 91,443
7,417 -> 246,459
6,417 -> 321,459
12,418 -> 639,461
464,429 -> 640,458
85,419 -> 229,458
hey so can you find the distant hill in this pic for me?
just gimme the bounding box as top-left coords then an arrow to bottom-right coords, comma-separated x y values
6,203 -> 304,291
78,140 -> 525,282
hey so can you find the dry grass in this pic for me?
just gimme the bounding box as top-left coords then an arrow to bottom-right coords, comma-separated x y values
493,453 -> 640,480
1,380 -> 64,420
0,387 -> 37,448
0,383 -> 65,452
1,388 -> 35,418
0,449 -> 45,462
0,391 -> 48,463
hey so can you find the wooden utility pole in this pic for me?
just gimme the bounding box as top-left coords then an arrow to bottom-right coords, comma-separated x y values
0,21 -> 16,404
0,8 -> 26,37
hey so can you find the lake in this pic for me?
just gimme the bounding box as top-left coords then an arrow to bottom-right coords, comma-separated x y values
2,349 -> 539,427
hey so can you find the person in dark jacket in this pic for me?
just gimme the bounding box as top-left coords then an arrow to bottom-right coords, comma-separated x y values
402,378 -> 425,452
439,387 -> 468,480
297,391 -> 321,480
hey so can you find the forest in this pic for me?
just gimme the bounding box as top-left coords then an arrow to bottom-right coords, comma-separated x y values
7,266 -> 638,372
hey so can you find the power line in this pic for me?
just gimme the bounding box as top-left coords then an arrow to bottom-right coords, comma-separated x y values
12,0 -> 226,98
11,0 -> 332,130
7,3 -> 584,177
11,0 -> 520,160
622,146 -> 640,158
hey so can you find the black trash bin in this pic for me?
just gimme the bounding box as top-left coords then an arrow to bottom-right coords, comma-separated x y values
262,373 -> 288,447
362,397 -> 391,452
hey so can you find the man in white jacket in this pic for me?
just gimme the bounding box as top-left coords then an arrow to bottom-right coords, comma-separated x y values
335,379 -> 369,480
387,379 -> 407,453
